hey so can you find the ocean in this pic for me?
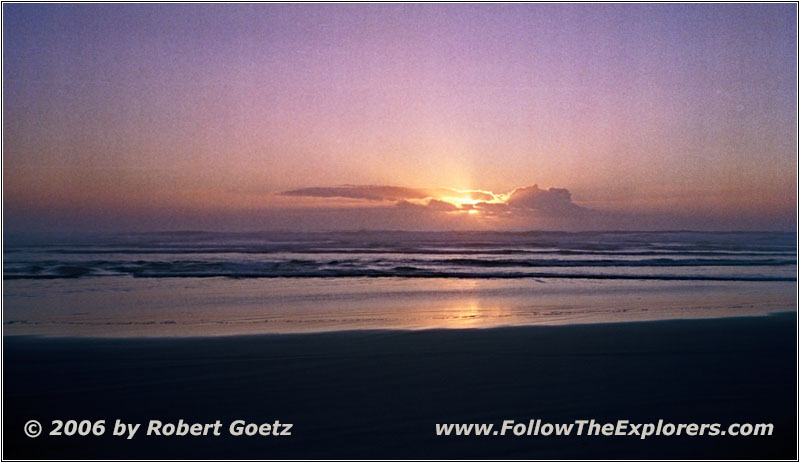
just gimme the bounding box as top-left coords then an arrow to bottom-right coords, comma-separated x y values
3,230 -> 796,336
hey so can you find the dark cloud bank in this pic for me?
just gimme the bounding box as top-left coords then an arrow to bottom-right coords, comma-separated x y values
5,184 -> 794,234
280,184 -> 586,217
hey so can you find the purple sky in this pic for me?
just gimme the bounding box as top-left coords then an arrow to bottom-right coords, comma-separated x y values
4,4 -> 797,232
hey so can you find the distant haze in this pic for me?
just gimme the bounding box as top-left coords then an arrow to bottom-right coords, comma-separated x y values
3,4 -> 796,233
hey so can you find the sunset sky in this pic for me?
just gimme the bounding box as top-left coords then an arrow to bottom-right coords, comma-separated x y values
4,3 -> 797,232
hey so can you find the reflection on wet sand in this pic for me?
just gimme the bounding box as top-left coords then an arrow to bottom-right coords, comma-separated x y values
3,277 -> 795,337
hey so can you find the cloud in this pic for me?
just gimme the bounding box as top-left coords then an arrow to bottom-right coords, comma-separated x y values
423,199 -> 460,211
395,198 -> 460,212
505,185 -> 585,215
473,201 -> 511,215
278,183 -> 588,223
279,185 -> 503,205
279,185 -> 429,202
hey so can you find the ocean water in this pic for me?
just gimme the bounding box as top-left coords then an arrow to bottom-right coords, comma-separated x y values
3,231 -> 796,336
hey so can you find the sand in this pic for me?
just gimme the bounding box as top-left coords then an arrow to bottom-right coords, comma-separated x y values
3,312 -> 796,459
4,277 -> 795,336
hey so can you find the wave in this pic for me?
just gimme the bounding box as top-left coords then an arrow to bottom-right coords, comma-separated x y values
3,258 -> 795,281
424,258 -> 795,267
8,248 -> 796,258
4,270 -> 792,281
5,231 -> 794,282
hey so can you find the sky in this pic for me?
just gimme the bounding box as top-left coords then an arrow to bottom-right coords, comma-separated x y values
3,3 -> 797,232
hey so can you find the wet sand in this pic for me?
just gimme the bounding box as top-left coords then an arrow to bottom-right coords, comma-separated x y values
4,277 -> 795,336
4,312 -> 796,459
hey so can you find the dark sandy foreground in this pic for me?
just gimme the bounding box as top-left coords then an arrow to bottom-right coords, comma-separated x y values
4,313 -> 797,459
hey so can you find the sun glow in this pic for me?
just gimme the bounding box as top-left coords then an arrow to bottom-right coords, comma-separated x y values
438,189 -> 505,207
433,189 -> 509,216
444,196 -> 481,206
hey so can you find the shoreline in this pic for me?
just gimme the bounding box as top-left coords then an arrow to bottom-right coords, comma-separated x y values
5,276 -> 795,337
3,308 -> 797,340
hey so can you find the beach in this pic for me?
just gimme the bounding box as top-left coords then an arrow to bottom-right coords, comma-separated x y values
4,313 -> 796,459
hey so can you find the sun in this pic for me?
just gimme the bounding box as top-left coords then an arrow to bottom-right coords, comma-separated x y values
433,189 -> 507,216
441,196 -> 481,207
